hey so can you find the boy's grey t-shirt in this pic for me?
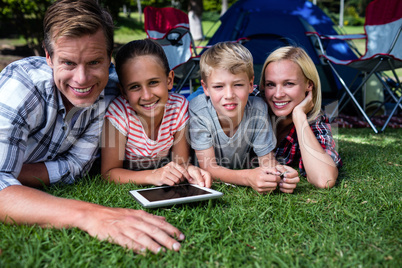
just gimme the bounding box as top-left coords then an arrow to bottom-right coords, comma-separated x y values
189,94 -> 276,169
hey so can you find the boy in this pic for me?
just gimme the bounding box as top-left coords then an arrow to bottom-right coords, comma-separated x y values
189,42 -> 299,194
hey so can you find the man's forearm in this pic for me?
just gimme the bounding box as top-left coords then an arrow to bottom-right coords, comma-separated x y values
0,185 -> 83,227
17,163 -> 50,188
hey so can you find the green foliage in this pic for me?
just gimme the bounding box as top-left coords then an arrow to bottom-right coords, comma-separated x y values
0,128 -> 401,267
344,6 -> 365,26
0,0 -> 52,54
100,0 -> 127,20
314,0 -> 367,26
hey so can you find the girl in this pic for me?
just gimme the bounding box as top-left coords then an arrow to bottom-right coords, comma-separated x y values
101,39 -> 211,187
259,46 -> 342,189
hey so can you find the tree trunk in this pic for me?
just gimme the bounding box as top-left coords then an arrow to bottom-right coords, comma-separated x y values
137,0 -> 142,24
188,0 -> 204,41
221,0 -> 228,16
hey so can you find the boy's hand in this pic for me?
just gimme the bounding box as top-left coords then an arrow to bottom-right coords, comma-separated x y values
276,165 -> 300,193
150,162 -> 190,186
186,165 -> 212,188
246,167 -> 281,194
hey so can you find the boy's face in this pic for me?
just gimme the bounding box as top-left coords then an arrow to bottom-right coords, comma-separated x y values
202,68 -> 254,125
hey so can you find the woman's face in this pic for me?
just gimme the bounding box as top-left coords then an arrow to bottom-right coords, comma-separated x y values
263,59 -> 312,118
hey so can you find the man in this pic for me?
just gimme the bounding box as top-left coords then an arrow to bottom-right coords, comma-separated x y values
0,0 -> 184,254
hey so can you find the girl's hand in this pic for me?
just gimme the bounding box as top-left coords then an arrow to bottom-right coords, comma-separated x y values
187,165 -> 212,188
149,162 -> 190,186
276,165 -> 300,194
293,90 -> 314,120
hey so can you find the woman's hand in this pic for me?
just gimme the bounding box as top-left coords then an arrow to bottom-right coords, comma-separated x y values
245,167 -> 281,194
292,90 -> 314,120
276,165 -> 300,194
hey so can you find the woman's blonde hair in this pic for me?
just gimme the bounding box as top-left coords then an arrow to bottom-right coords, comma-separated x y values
200,42 -> 254,83
259,46 -> 322,122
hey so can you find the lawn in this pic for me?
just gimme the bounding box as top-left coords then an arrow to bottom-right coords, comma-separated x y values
0,127 -> 400,267
0,10 -> 401,268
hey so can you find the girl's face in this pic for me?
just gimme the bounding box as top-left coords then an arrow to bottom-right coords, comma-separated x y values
263,59 -> 313,118
119,55 -> 173,123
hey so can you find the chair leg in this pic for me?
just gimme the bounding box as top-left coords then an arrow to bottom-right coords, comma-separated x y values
327,62 -> 379,133
174,61 -> 197,93
381,94 -> 402,132
374,72 -> 402,110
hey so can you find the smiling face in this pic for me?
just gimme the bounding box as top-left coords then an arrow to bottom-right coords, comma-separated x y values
263,59 -> 312,119
119,55 -> 173,126
45,29 -> 111,113
202,68 -> 254,128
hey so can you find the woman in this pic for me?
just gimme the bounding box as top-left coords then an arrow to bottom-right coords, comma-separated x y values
260,46 -> 342,189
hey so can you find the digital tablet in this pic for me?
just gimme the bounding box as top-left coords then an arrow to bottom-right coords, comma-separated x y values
129,184 -> 223,208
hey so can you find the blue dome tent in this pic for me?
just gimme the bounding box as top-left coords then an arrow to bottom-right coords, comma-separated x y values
206,0 -> 360,103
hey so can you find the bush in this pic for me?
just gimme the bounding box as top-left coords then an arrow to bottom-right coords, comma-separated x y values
344,16 -> 365,26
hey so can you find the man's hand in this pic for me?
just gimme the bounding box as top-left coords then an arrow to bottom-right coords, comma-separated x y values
0,186 -> 185,255
81,205 -> 185,254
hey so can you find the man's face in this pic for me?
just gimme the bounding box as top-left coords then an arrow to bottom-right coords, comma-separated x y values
45,29 -> 111,113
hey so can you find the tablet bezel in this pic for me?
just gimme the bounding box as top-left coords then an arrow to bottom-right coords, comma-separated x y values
129,184 -> 223,208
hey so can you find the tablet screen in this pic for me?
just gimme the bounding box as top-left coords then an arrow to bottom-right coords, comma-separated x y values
130,184 -> 223,208
138,184 -> 212,202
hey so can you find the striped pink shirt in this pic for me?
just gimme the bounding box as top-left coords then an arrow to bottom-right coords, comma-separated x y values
105,93 -> 189,170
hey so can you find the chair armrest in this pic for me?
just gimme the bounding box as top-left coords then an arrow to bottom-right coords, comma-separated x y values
306,31 -> 366,40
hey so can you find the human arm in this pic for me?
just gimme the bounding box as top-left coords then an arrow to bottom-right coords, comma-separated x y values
275,165 -> 300,194
195,147 -> 280,194
0,185 -> 184,253
101,119 -> 190,186
292,91 -> 338,188
171,125 -> 212,188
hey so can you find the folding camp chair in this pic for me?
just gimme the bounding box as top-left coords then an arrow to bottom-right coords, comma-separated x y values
306,0 -> 402,133
144,6 -> 201,94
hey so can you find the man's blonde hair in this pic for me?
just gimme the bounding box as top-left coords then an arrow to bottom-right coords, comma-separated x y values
259,46 -> 322,122
200,42 -> 254,83
43,0 -> 114,58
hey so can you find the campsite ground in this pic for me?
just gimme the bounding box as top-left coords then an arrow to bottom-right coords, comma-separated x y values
0,14 -> 401,267
0,127 -> 401,267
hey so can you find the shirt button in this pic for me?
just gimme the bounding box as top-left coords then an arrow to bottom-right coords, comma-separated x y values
47,156 -> 52,160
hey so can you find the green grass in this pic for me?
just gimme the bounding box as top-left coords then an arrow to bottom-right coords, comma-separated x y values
113,11 -> 221,49
0,13 -> 401,267
1,128 -> 401,267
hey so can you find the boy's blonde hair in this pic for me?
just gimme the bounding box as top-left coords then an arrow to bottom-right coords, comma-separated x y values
200,42 -> 254,83
259,46 -> 322,122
